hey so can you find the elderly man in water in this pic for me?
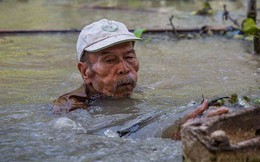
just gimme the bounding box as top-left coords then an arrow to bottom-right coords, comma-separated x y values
53,19 -> 140,113
52,19 -> 229,139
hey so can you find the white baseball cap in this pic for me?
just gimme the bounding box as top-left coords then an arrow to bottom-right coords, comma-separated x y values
76,19 -> 141,61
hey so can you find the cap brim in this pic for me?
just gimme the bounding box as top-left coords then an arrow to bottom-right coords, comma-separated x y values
84,35 -> 141,52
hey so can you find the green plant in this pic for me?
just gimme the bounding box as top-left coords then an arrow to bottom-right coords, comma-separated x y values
241,18 -> 260,36
133,28 -> 147,38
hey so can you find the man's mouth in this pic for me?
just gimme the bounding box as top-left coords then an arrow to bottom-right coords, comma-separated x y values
116,77 -> 135,89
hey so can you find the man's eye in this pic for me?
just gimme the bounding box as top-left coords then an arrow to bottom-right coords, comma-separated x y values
125,56 -> 135,61
126,57 -> 133,60
105,59 -> 115,63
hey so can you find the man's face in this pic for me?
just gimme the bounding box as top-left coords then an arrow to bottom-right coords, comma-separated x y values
86,42 -> 139,98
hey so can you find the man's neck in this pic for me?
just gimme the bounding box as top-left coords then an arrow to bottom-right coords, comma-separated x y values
84,83 -> 104,100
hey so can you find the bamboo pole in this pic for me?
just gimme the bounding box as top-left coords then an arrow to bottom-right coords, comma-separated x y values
0,26 -> 234,35
0,29 -> 80,34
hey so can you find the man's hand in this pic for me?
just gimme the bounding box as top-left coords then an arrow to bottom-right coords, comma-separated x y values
172,98 -> 230,140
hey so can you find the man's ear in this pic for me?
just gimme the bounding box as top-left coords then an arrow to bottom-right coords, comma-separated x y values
77,62 -> 92,84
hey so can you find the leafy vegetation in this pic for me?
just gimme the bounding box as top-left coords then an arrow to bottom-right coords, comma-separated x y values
241,18 -> 260,36
228,94 -> 238,104
191,2 -> 214,15
133,28 -> 147,38
209,93 -> 259,109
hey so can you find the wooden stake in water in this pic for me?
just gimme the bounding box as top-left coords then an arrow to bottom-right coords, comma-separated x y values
254,34 -> 260,55
247,0 -> 259,54
247,0 -> 257,21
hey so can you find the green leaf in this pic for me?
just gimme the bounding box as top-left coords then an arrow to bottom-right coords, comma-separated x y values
241,18 -> 260,35
242,96 -> 251,102
203,2 -> 211,9
217,99 -> 225,106
191,2 -> 214,15
228,94 -> 238,104
252,98 -> 260,105
133,28 -> 147,38
233,34 -> 244,39
244,35 -> 254,41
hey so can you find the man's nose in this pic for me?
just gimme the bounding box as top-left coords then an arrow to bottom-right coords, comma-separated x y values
117,60 -> 130,75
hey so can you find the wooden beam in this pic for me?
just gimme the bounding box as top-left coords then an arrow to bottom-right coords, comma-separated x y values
0,26 -> 235,35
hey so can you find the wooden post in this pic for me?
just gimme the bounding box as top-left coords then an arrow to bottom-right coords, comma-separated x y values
247,0 -> 259,54
254,33 -> 260,55
247,0 -> 257,21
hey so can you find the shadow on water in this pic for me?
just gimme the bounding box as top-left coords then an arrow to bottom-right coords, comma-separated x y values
0,0 -> 259,161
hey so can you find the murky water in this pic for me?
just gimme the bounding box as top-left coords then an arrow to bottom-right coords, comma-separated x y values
0,0 -> 260,161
